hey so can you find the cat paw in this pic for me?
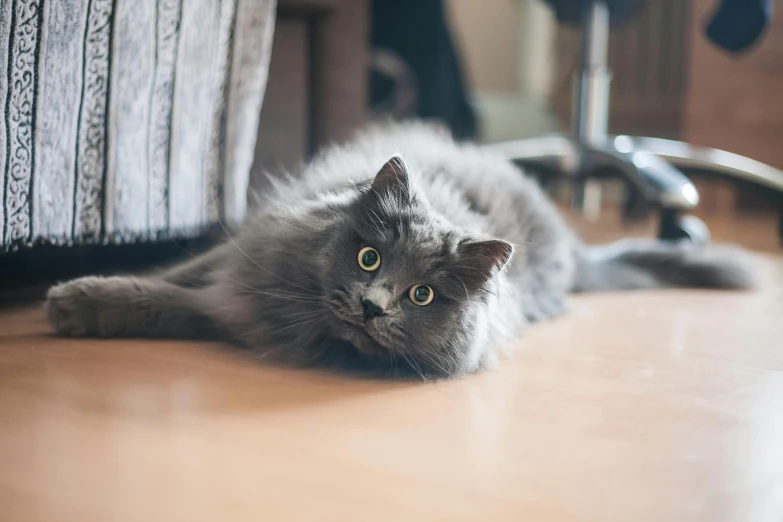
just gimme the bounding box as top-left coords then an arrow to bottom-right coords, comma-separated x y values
45,278 -> 106,337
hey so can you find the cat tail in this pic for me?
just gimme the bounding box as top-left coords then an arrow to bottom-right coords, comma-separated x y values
572,239 -> 757,292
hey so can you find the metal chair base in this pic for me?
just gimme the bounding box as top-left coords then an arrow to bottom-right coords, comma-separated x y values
485,133 -> 783,244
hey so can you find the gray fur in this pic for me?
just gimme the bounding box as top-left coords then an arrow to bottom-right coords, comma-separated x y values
46,123 -> 755,378
573,239 -> 756,292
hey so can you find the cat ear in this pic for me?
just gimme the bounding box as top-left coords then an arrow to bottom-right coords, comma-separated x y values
370,156 -> 410,201
455,238 -> 514,288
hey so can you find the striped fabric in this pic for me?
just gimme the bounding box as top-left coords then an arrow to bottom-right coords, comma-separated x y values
0,0 -> 276,252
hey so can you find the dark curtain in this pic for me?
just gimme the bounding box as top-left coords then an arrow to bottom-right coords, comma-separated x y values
370,0 -> 478,140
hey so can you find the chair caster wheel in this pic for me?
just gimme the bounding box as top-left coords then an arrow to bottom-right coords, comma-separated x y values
659,210 -> 710,246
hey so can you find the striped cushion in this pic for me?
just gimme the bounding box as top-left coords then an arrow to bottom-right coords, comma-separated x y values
0,0 -> 276,252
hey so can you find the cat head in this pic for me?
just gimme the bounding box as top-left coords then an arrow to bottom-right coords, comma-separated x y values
322,156 -> 513,378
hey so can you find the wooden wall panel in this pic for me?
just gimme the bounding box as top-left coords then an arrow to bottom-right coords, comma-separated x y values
250,0 -> 369,194
552,0 -> 691,139
253,19 -> 310,176
683,0 -> 783,171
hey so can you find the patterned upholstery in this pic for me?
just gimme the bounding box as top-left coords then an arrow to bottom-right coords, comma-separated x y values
0,0 -> 276,252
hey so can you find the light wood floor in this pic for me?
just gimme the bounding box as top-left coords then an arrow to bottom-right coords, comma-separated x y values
1,214 -> 782,521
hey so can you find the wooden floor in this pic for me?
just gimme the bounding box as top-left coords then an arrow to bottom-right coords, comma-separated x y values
1,213 -> 783,521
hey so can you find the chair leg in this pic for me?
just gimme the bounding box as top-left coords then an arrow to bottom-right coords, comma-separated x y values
659,209 -> 710,246
616,136 -> 783,196
486,134 -> 700,214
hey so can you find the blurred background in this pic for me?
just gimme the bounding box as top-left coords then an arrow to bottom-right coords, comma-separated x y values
2,0 -> 781,293
255,0 -> 783,251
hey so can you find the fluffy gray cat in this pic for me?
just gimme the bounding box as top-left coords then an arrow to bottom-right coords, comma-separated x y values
46,123 -> 754,378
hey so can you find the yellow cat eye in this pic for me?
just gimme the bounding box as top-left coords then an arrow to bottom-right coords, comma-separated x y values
357,246 -> 381,271
409,284 -> 434,306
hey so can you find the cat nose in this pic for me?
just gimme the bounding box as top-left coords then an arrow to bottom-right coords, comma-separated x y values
361,298 -> 385,320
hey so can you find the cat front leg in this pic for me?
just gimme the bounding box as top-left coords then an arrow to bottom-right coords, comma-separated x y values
45,276 -> 220,339
157,242 -> 234,287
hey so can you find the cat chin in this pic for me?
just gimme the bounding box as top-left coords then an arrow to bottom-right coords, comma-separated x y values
332,319 -> 388,356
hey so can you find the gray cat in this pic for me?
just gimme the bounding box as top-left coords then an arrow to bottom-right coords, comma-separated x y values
46,123 -> 754,378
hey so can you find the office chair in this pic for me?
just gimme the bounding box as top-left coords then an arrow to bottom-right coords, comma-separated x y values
485,0 -> 783,245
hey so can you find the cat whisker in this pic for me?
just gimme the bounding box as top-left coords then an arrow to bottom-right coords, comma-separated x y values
169,241 -> 224,277
386,348 -> 396,375
237,288 -> 323,304
407,346 -> 450,377
392,345 -> 428,381
248,314 -> 326,337
215,217 -> 321,296
240,286 -> 322,300
256,247 -> 323,288
168,241 -> 321,299
269,310 -> 328,329
166,274 -> 210,288
401,351 -> 429,382
220,273 -> 315,299
230,279 -> 324,303
278,307 -> 329,319
370,214 -> 388,238
359,203 -> 389,237
455,276 -> 471,300
271,315 -> 327,334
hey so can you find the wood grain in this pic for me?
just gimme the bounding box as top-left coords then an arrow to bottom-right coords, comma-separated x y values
1,251 -> 782,520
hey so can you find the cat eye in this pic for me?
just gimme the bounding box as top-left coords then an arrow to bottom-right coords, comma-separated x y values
409,284 -> 434,306
357,246 -> 381,271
